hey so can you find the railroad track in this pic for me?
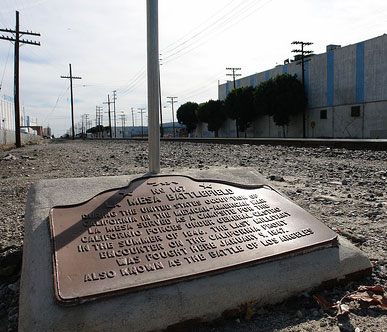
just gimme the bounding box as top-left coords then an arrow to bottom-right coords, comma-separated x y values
92,137 -> 387,151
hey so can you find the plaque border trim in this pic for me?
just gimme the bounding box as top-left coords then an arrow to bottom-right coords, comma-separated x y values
49,174 -> 338,305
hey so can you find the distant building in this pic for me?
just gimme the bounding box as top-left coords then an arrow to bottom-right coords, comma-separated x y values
42,126 -> 52,137
213,34 -> 387,138
114,122 -> 186,138
0,95 -> 15,131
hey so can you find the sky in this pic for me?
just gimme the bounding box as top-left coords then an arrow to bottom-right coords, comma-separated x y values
0,0 -> 387,137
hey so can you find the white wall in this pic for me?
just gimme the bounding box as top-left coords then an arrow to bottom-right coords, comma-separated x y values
0,129 -> 40,145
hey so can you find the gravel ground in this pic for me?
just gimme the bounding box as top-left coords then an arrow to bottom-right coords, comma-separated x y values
0,139 -> 386,332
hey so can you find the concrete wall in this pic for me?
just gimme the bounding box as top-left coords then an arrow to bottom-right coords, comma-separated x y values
308,101 -> 387,138
193,122 -> 215,138
0,129 -> 41,146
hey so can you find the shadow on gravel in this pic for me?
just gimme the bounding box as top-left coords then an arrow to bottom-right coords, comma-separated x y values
0,246 -> 22,278
0,246 -> 22,332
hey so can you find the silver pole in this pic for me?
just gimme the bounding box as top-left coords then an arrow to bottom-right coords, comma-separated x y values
147,0 -> 160,174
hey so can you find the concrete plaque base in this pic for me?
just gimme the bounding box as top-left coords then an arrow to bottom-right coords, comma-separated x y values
19,168 -> 372,332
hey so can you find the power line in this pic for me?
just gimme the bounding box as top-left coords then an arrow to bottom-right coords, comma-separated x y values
162,0 -> 271,64
162,0 -> 256,59
40,85 -> 69,126
161,0 -> 238,54
113,0 -> 272,96
0,43 -> 11,91
116,66 -> 146,95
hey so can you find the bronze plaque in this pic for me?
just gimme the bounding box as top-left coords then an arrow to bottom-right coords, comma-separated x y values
49,175 -> 337,305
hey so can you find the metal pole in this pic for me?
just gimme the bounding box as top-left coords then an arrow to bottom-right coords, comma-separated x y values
171,102 -> 175,137
107,95 -> 112,138
301,43 -> 306,138
159,73 -> 164,137
14,11 -> 21,147
147,0 -> 160,174
113,90 -> 117,138
69,64 -> 75,140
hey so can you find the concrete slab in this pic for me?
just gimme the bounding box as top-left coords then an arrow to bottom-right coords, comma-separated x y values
19,168 -> 372,332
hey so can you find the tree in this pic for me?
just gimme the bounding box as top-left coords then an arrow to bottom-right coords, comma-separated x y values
224,86 -> 256,137
86,125 -> 104,134
253,78 -> 275,117
254,74 -> 306,137
273,74 -> 306,126
176,102 -> 199,134
197,100 -> 226,137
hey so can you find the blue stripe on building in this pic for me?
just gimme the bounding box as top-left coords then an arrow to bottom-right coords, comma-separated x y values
250,75 -> 255,87
226,82 -> 229,95
236,80 -> 241,88
265,70 -> 270,80
327,51 -> 334,106
282,64 -> 288,74
356,42 -> 365,103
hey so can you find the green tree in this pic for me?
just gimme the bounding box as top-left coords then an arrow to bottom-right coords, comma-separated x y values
224,86 -> 256,137
176,102 -> 199,134
254,74 -> 306,137
253,78 -> 275,117
86,125 -> 104,134
197,99 -> 226,137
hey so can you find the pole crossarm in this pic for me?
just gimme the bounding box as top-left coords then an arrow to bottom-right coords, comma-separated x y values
0,35 -> 40,45
0,28 -> 40,36
60,76 -> 82,79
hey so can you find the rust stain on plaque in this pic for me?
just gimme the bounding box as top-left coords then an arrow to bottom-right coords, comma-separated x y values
49,175 -> 337,305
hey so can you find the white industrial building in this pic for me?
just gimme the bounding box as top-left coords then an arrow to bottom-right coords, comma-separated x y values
0,94 -> 41,145
197,34 -> 387,139
0,95 -> 15,131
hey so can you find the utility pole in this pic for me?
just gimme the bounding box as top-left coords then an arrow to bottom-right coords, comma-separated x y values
81,114 -> 85,134
226,67 -> 241,138
138,108 -> 146,138
84,114 -> 89,134
119,112 -> 126,138
103,95 -> 113,138
166,96 -> 177,137
226,67 -> 241,89
292,41 -> 313,138
131,107 -> 135,127
0,11 -> 40,148
61,64 -> 82,140
112,90 -> 117,138
96,106 -> 103,138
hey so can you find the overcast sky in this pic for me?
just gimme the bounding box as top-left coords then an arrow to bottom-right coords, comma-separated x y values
0,0 -> 387,136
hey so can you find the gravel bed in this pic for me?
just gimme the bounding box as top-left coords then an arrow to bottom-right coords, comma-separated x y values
0,139 -> 386,332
